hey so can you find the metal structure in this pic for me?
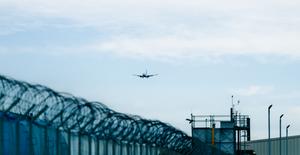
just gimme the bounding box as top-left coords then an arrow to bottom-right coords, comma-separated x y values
268,104 -> 272,155
0,74 -> 193,154
279,114 -> 284,155
286,125 -> 290,155
188,108 -> 251,155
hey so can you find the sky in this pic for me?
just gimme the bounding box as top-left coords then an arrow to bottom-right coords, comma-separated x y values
1,0 -> 300,140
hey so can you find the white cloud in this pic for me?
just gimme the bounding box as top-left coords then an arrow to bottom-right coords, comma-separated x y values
233,85 -> 274,96
89,32 -> 300,60
1,0 -> 300,61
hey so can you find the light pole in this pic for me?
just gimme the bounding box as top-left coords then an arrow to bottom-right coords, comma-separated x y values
268,104 -> 272,155
286,125 -> 290,155
279,114 -> 284,155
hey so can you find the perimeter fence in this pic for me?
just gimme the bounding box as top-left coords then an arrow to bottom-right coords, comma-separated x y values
0,74 -> 191,155
0,112 -> 164,155
0,74 -> 230,155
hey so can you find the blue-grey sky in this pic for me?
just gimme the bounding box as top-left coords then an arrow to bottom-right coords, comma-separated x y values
1,0 -> 300,140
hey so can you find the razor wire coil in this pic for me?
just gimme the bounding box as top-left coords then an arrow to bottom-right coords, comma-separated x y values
0,75 -> 192,153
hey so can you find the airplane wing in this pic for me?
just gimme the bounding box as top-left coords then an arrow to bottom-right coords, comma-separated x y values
148,74 -> 158,77
133,74 -> 142,77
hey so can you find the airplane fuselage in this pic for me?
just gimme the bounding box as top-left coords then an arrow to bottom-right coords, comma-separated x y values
139,74 -> 151,78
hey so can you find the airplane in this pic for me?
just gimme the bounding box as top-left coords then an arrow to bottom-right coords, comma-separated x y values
133,70 -> 158,78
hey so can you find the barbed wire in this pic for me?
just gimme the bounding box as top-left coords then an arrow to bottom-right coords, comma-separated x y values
0,75 -> 192,153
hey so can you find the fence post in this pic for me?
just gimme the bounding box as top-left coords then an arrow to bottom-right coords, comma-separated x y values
96,139 -> 99,155
0,116 -> 3,155
155,146 -> 158,155
128,143 -> 131,155
78,133 -> 82,155
44,127 -> 49,155
132,143 -> 136,155
105,140 -> 109,155
29,117 -> 34,155
120,142 -> 123,155
56,128 -> 60,155
126,143 -> 129,155
150,145 -> 153,155
88,136 -> 92,155
68,130 -> 71,155
112,140 -> 115,155
16,121 -> 20,155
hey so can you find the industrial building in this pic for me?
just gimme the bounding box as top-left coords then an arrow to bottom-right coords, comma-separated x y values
188,108 -> 254,155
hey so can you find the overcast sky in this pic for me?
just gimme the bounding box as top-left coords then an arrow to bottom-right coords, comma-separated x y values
1,0 -> 300,140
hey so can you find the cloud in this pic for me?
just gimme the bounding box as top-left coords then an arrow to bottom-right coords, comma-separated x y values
1,0 -> 300,61
90,32 -> 300,60
233,85 -> 274,96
